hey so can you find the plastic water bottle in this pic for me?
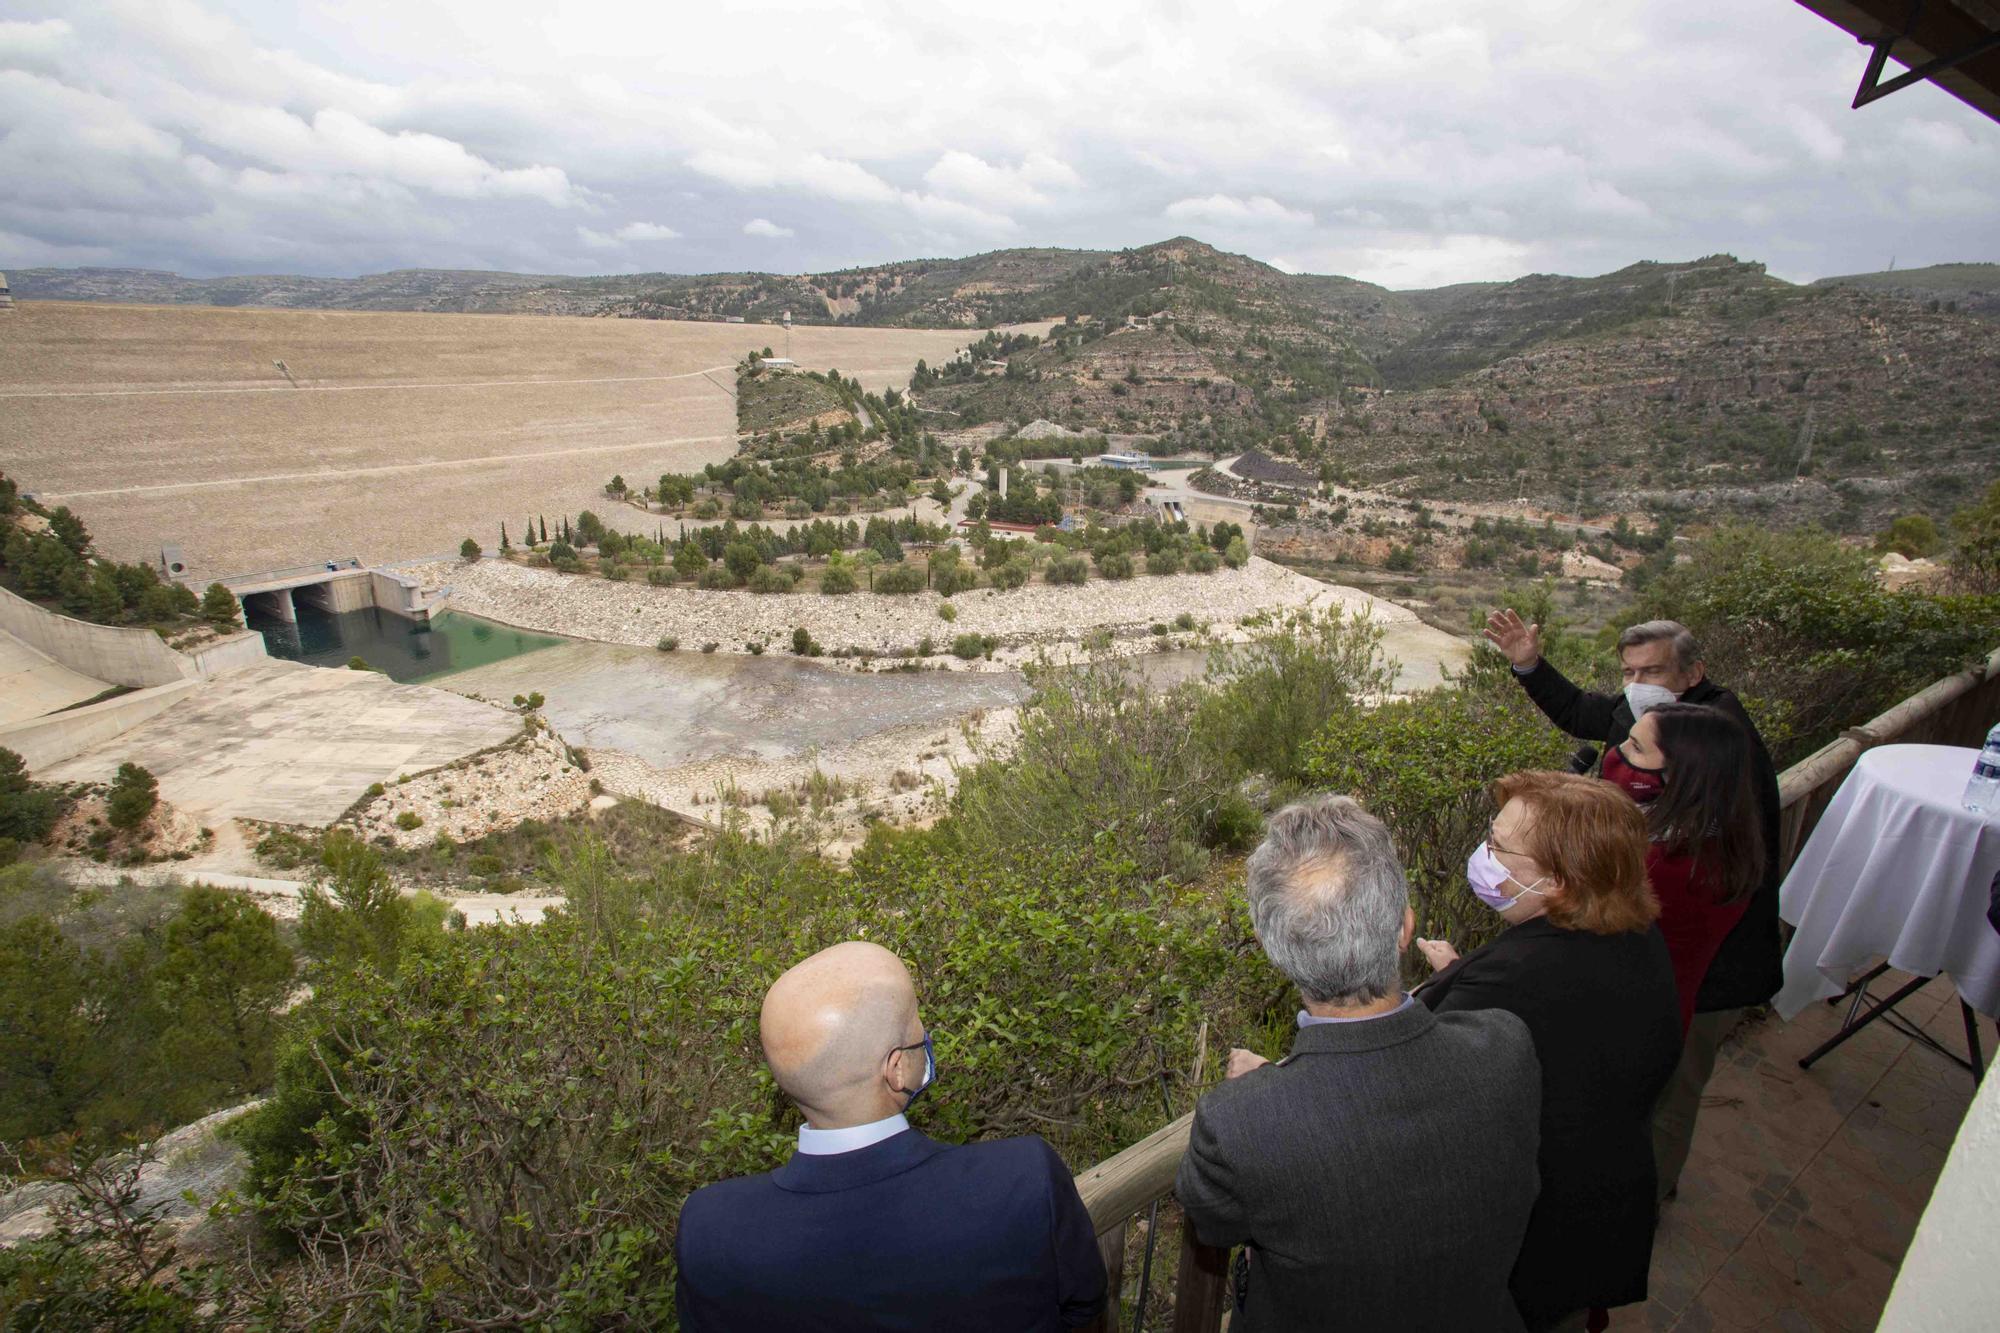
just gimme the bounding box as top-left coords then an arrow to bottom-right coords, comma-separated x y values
1963,724 -> 2000,813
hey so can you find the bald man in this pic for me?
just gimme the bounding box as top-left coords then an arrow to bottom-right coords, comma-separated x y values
674,941 -> 1106,1331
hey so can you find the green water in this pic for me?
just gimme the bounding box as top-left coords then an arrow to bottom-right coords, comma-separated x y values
252,606 -> 567,683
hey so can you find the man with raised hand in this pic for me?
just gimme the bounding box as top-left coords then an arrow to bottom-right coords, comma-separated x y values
674,941 -> 1105,1331
1176,795 -> 1543,1332
1484,610 -> 1783,1200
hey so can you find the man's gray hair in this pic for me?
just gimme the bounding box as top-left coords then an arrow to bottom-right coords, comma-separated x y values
1245,794 -> 1408,1005
1617,619 -> 1701,671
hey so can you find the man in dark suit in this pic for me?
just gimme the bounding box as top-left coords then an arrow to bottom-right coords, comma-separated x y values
674,940 -> 1105,1331
1485,610 -> 1783,1198
1175,795 -> 1544,1333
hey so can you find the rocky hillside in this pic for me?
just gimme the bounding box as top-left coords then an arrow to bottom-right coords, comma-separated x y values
1811,262 -> 2000,324
6,265 -> 668,314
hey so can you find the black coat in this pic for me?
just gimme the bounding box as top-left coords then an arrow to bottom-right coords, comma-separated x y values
1514,659 -> 1784,1011
1418,918 -> 1682,1327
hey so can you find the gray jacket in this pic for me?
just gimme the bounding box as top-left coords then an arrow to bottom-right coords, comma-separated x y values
1175,1001 -> 1542,1333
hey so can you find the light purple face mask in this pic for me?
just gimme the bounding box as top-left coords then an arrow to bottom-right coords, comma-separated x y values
1467,842 -> 1547,912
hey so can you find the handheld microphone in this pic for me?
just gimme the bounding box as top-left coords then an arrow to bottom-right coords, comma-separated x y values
1567,744 -> 1599,775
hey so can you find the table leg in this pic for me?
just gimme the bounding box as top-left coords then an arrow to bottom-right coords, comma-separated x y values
1963,1001 -> 1987,1086
1799,973 -> 1935,1071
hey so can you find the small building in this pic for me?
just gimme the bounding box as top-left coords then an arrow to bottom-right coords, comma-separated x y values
1098,453 -> 1155,471
759,357 -> 799,371
0,272 -> 11,310
725,315 -> 745,323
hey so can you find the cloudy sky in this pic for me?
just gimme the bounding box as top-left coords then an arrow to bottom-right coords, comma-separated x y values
2,0 -> 1995,289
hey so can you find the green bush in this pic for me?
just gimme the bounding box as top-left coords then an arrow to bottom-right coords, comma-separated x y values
933,565 -> 980,597
791,627 -> 821,656
818,565 -> 857,595
657,635 -> 680,652
460,537 -> 482,561
874,563 -> 927,595
748,565 -> 792,594
0,747 -> 61,843
1145,546 -> 1182,576
1200,608 -> 1394,783
1223,536 -> 1249,568
105,763 -> 158,832
393,811 -> 423,831
1045,555 -> 1090,585
990,560 -> 1031,590
199,582 -> 240,629
1188,548 -> 1220,575
1302,683 -> 1571,967
1096,552 -> 1135,580
950,633 -> 992,660
937,602 -> 958,622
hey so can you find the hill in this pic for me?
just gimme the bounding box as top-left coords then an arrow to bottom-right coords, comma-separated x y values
1811,262 -> 2000,323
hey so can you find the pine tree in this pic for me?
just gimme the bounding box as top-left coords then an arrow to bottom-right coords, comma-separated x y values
500,521 -> 510,552
539,516 -> 548,543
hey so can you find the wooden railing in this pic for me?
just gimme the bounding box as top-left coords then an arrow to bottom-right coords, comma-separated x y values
1070,644 -> 2000,1332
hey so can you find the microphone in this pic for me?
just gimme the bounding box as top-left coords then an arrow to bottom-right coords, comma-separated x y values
1567,744 -> 1600,775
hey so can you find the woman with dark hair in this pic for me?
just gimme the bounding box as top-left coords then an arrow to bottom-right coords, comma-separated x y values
1607,701 -> 1768,1032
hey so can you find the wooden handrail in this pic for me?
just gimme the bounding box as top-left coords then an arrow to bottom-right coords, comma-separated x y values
1072,1112 -> 1192,1233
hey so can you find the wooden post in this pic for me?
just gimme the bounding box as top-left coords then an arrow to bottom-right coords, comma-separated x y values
1171,1228 -> 1229,1333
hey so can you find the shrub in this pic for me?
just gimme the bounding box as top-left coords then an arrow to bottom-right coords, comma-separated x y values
656,635 -> 679,652
951,633 -> 987,660
819,565 -> 857,595
394,812 -> 423,831
199,582 -> 240,629
1174,612 -> 1197,631
1096,552 -> 1136,580
1303,682 -> 1570,966
105,763 -> 158,832
1200,607 -> 1395,783
0,747 -> 61,843
700,642 -> 719,654
937,602 -> 958,622
747,640 -> 766,655
549,540 -> 577,564
602,562 -> 629,582
1188,548 -> 1220,574
697,566 -> 738,590
647,567 -> 673,587
748,565 -> 792,595
1223,536 -> 1249,568
933,565 -> 980,597
1145,547 -> 1183,577
990,560 -> 1031,590
791,627 -> 822,656
723,542 -> 763,583
1045,555 -> 1090,586
459,538 -> 482,561
874,563 -> 927,595
916,636 -> 936,657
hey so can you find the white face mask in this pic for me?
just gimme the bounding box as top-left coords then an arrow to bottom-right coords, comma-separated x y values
1624,682 -> 1678,719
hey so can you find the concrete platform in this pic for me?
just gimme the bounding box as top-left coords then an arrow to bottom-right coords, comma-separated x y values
41,658 -> 521,826
0,627 -> 108,725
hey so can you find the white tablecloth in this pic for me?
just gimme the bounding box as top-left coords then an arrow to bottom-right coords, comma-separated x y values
1774,743 -> 2000,1020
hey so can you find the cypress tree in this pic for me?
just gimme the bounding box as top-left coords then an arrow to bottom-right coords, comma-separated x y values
500,522 -> 510,552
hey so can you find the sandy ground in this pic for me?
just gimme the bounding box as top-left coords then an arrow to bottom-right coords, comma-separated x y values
3,302 -> 993,581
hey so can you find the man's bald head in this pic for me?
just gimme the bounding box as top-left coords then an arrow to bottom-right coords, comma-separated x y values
761,941 -> 923,1125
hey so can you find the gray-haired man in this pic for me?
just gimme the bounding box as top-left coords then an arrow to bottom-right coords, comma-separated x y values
1175,795 -> 1543,1332
1485,611 -> 1783,1198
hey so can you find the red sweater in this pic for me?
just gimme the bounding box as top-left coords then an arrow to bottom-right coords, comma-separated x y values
1647,845 -> 1749,1034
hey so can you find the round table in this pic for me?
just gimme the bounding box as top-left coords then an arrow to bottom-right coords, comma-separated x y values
1775,743 -> 2000,1023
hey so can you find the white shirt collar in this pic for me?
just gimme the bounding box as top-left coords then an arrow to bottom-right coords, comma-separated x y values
796,1112 -> 910,1156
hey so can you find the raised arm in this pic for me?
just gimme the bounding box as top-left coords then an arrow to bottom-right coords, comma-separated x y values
1485,608 -> 1620,743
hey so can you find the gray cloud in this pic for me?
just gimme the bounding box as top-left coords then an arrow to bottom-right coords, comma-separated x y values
1,2 -> 1994,287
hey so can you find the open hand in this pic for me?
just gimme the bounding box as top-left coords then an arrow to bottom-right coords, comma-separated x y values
1226,1048 -> 1271,1080
1415,938 -> 1460,972
1483,609 -> 1543,670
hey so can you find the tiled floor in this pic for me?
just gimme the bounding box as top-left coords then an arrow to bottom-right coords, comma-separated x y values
1637,973 -> 1989,1330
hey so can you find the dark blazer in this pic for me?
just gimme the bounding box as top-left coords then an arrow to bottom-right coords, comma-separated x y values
674,1129 -> 1105,1331
1418,918 -> 1681,1327
1515,659 -> 1783,1011
1175,1001 -> 1543,1333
